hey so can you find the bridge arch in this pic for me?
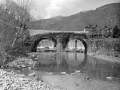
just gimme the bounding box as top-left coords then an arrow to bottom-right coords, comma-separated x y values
31,37 -> 57,52
76,38 -> 87,53
64,36 -> 88,53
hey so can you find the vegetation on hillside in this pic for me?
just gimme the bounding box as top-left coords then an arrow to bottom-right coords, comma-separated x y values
27,3 -> 120,31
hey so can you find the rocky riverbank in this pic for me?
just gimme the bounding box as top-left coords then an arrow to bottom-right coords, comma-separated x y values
0,69 -> 66,90
6,57 -> 37,69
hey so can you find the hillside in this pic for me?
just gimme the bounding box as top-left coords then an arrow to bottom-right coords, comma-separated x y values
27,3 -> 120,31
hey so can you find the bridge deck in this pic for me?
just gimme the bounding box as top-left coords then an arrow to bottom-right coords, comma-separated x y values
28,29 -> 89,36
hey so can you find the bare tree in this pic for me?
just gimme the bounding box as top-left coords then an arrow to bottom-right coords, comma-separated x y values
4,0 -> 34,48
0,0 -> 34,67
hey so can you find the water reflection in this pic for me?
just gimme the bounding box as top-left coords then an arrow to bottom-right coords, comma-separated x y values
86,56 -> 120,81
35,52 -> 120,81
36,52 -> 86,73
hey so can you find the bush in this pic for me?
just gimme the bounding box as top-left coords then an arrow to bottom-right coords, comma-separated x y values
113,25 -> 120,38
89,38 -> 120,55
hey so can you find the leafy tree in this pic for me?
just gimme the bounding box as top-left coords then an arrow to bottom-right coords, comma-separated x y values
85,24 -> 98,38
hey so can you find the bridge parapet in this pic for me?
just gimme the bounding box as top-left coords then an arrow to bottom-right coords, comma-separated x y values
28,29 -> 89,36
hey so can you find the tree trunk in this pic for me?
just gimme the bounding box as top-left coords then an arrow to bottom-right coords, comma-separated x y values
12,26 -> 25,48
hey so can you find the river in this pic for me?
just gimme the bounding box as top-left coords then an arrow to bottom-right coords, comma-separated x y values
20,51 -> 120,90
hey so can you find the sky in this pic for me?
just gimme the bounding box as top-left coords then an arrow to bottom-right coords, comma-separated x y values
0,0 -> 120,19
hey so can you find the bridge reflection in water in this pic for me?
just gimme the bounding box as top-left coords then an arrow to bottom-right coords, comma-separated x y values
34,51 -> 120,81
36,52 -> 86,73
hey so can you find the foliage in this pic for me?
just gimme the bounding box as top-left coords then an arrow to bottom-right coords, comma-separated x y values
0,4 -> 18,66
90,39 -> 120,55
27,3 -> 120,31
113,39 -> 120,53
0,0 -> 34,67
3,0 -> 34,48
112,25 -> 120,38
5,0 -> 33,25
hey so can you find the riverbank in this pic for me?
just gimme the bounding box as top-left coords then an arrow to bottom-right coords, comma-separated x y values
87,52 -> 120,63
0,69 -> 66,90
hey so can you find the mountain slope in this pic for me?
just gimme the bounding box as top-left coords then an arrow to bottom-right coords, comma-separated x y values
27,3 -> 120,31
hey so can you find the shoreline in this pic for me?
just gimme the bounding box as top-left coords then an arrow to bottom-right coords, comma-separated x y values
0,69 -> 66,90
0,69 -> 119,90
87,52 -> 120,63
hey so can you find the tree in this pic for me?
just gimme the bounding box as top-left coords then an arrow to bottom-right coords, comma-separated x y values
85,24 -> 97,38
4,0 -> 34,47
0,5 -> 18,66
0,0 -> 34,66
113,25 -> 120,38
0,3 -> 15,52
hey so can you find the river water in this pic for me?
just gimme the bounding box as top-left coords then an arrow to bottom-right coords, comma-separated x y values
20,52 -> 120,89
35,52 -> 86,73
25,52 -> 120,80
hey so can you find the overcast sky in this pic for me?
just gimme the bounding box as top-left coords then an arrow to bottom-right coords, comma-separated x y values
0,0 -> 120,19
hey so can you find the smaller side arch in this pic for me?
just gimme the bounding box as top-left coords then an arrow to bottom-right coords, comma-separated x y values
31,37 -> 57,52
64,37 -> 88,54
76,38 -> 88,54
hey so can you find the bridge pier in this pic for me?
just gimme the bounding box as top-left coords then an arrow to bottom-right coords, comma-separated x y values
56,38 -> 63,52
56,38 -> 63,65
75,39 -> 77,50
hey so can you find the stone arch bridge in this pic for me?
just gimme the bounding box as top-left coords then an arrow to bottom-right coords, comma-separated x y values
23,29 -> 89,53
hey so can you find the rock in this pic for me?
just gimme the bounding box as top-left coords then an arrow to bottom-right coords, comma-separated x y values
48,72 -> 53,74
106,77 -> 113,80
106,77 -> 119,80
21,64 -> 26,68
75,82 -> 79,86
28,67 -> 32,70
74,70 -> 81,73
71,73 -> 75,75
84,77 -> 91,80
28,72 -> 36,77
61,72 -> 66,74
